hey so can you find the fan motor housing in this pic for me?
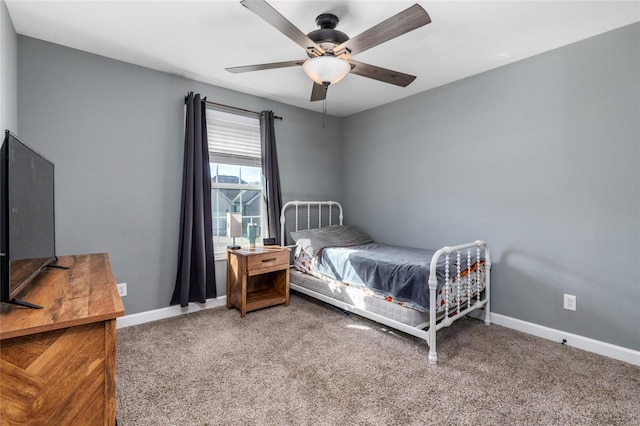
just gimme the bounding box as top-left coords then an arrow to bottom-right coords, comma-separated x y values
307,13 -> 349,55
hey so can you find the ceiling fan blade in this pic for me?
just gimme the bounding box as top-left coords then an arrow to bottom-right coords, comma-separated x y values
334,4 -> 431,57
226,60 -> 305,74
310,82 -> 327,102
241,0 -> 324,57
348,60 -> 416,87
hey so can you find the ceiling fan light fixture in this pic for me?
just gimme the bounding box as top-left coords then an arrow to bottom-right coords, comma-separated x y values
303,56 -> 350,85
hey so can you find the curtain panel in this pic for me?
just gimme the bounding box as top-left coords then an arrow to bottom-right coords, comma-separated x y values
171,92 -> 216,306
260,111 -> 283,245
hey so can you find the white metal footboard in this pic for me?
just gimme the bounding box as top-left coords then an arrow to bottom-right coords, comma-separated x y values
280,200 -> 490,364
427,241 -> 491,364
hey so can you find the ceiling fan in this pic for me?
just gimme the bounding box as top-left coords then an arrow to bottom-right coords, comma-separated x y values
226,0 -> 431,102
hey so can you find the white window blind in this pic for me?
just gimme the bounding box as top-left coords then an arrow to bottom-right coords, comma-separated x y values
206,108 -> 261,168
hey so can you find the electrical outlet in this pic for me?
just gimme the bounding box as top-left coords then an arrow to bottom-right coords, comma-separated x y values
117,283 -> 127,297
563,294 -> 576,311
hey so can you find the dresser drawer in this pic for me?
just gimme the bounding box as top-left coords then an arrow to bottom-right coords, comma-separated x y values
247,250 -> 289,275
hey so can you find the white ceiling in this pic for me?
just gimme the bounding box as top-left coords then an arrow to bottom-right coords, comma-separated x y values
6,1 -> 639,117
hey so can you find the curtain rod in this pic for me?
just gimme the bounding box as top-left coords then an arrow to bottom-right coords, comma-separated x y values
184,96 -> 283,120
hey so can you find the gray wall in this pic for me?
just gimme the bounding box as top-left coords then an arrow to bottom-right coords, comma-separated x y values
0,0 -> 17,133
343,23 -> 640,351
17,36 -> 343,315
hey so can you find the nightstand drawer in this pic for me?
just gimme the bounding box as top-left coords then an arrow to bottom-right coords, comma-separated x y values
247,250 -> 289,274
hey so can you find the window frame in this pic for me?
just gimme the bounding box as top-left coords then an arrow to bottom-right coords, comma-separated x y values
206,107 -> 267,260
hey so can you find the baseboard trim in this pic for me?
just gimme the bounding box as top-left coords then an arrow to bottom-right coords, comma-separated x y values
116,296 -> 227,329
490,313 -> 640,366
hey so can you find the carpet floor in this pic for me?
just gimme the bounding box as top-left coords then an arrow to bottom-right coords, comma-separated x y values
116,293 -> 639,425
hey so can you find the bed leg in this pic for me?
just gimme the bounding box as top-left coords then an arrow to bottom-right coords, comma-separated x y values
427,278 -> 438,364
483,256 -> 491,325
484,304 -> 491,325
428,276 -> 438,364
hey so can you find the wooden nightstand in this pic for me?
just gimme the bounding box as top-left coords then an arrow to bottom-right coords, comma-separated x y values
226,246 -> 290,318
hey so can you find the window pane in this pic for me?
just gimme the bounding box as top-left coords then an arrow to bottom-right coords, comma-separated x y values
240,190 -> 261,229
210,162 -> 261,186
211,188 -> 231,240
211,163 -> 239,184
211,188 -> 264,248
240,166 -> 261,185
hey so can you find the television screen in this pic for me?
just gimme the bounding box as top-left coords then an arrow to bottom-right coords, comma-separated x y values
1,131 -> 56,305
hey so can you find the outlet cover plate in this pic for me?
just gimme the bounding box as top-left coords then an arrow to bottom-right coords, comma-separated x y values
564,294 -> 576,311
117,283 -> 127,297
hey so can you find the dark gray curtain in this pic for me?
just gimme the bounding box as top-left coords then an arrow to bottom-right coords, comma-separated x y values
171,92 -> 216,306
260,111 -> 283,244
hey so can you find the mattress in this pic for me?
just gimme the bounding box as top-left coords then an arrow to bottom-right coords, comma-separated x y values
289,268 -> 431,328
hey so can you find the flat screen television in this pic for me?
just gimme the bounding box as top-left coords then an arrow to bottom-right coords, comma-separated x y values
1,130 -> 59,309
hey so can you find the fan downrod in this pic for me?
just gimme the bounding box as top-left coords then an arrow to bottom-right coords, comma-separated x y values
316,13 -> 339,29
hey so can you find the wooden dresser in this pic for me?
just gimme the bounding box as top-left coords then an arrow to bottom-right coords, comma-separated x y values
0,253 -> 125,425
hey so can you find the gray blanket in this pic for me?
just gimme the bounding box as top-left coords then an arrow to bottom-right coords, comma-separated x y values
316,242 -> 459,311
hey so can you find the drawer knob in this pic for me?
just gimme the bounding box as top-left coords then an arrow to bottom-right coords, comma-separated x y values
262,258 -> 277,263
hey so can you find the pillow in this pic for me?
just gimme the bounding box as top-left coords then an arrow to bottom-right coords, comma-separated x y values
290,225 -> 373,257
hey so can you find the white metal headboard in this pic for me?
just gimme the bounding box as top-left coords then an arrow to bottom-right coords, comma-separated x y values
280,200 -> 344,248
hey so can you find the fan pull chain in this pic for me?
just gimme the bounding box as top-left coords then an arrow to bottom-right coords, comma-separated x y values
320,81 -> 330,128
322,97 -> 327,128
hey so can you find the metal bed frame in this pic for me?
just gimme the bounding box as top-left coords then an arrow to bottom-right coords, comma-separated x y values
280,200 -> 491,364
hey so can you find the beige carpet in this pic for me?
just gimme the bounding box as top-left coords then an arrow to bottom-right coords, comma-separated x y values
116,293 -> 639,425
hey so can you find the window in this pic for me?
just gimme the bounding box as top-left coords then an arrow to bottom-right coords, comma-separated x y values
207,108 -> 266,257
